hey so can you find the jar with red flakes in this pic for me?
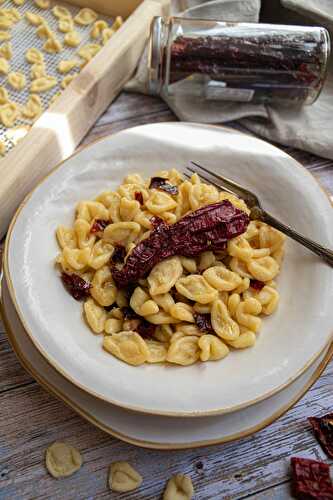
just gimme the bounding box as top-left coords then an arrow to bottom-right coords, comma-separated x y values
148,16 -> 330,105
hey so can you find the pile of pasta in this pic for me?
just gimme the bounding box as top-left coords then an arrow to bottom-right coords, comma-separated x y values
0,1 -> 122,155
55,169 -> 286,367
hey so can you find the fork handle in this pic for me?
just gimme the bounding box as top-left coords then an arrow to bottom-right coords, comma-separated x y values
261,211 -> 333,267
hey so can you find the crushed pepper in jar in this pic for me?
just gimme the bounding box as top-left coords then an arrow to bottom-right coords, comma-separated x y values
148,17 -> 330,105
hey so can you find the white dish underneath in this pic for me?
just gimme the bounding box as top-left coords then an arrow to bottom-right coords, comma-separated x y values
1,275 -> 331,450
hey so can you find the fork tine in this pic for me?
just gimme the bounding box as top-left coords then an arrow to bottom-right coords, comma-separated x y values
189,161 -> 253,200
184,169 -> 236,197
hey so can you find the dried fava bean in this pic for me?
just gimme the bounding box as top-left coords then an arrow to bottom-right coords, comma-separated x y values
45,442 -> 82,478
163,474 -> 194,500
64,31 -> 81,47
109,461 -> 143,492
309,413 -> 333,458
30,76 -> 57,92
103,331 -> 149,365
74,8 -> 98,26
290,457 -> 333,499
8,72 -> 26,91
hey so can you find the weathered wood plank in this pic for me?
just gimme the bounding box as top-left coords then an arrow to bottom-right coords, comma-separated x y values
0,357 -> 331,499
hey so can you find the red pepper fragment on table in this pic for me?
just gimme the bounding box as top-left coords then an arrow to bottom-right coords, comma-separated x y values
149,176 -> 179,195
61,272 -> 91,301
290,457 -> 333,499
90,219 -> 109,233
112,200 -> 250,287
195,313 -> 214,334
309,413 -> 333,458
250,279 -> 265,291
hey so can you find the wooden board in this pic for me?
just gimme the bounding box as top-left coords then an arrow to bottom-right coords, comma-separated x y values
0,0 -> 170,239
0,91 -> 332,499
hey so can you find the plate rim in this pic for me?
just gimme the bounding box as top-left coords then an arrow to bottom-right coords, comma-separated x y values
1,279 -> 332,450
3,122 -> 333,417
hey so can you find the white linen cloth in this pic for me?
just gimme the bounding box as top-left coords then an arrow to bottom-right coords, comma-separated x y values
126,0 -> 333,159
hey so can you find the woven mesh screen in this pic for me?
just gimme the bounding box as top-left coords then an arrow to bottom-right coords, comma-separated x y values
0,0 -> 112,154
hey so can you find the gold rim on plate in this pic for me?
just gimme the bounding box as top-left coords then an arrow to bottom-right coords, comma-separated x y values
3,122 -> 333,417
1,284 -> 332,450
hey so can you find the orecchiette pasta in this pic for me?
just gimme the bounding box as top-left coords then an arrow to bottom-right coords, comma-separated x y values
198,334 -> 229,361
175,275 -> 218,304
166,336 -> 200,366
103,331 -> 149,366
84,298 -> 107,333
74,8 -> 98,25
56,169 -> 285,367
148,257 -> 183,295
90,266 -> 117,307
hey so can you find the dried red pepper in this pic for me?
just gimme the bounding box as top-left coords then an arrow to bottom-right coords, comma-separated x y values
250,279 -> 265,291
136,319 -> 156,338
309,413 -> 333,458
149,176 -> 179,195
112,200 -> 250,287
195,313 -> 214,334
61,272 -> 91,301
90,219 -> 109,233
135,191 -> 144,205
111,245 -> 126,264
121,307 -> 139,320
290,457 -> 333,499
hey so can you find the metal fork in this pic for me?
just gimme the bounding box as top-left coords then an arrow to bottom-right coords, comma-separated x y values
185,161 -> 333,267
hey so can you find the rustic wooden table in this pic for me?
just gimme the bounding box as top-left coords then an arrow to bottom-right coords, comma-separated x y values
0,92 -> 332,500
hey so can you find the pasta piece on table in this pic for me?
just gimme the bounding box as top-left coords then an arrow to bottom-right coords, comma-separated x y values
0,57 -> 9,74
26,47 -> 44,64
108,462 -> 143,492
30,75 -> 57,92
0,102 -> 19,127
34,0 -> 50,9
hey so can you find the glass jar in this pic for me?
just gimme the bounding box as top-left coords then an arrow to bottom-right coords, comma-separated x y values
148,17 -> 330,105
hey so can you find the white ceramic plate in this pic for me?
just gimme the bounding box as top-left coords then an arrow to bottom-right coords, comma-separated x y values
1,276 -> 332,449
4,123 -> 333,417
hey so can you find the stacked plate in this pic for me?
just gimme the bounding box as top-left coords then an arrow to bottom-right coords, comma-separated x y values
1,123 -> 333,449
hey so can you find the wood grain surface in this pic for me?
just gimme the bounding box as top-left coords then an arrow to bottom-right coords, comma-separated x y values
0,92 -> 332,500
